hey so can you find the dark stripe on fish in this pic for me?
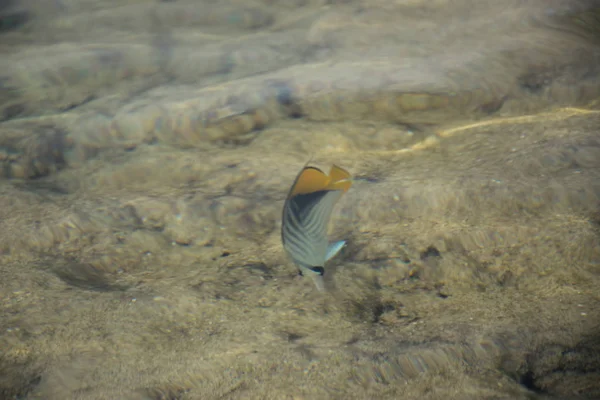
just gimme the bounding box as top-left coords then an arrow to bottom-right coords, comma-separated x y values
282,189 -> 343,269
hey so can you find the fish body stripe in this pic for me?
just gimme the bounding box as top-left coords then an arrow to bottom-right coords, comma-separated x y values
282,189 -> 342,268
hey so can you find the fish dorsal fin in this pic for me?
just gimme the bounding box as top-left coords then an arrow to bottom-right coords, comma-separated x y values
288,164 -> 353,198
288,166 -> 329,197
288,167 -> 330,197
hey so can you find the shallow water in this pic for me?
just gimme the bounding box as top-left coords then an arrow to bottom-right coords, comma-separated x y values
1,0 -> 600,399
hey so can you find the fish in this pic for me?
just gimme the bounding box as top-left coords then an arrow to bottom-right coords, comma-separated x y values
281,164 -> 352,291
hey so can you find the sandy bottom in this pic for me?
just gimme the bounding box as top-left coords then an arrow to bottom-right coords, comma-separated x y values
1,1 -> 600,399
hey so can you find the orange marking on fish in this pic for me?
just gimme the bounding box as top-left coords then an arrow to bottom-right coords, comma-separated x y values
289,165 -> 352,197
